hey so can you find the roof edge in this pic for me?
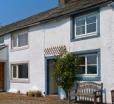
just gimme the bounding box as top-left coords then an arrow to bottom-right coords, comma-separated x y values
0,0 -> 112,35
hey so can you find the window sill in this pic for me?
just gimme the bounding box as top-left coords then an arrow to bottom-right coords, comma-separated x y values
11,79 -> 29,83
71,33 -> 100,42
11,45 -> 29,52
77,74 -> 98,77
0,43 -> 5,46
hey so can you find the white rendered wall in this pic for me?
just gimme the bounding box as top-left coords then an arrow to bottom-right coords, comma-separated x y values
44,18 -> 70,49
8,18 -> 71,94
100,6 -> 114,103
3,5 -> 114,103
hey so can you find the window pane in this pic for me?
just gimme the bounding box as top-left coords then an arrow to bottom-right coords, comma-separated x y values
87,23 -> 96,33
76,26 -> 85,35
87,55 -> 97,64
12,65 -> 17,78
77,66 -> 85,74
76,18 -> 85,26
18,64 -> 28,78
18,33 -> 28,47
12,35 -> 17,47
79,57 -> 85,65
87,16 -> 96,24
87,65 -> 97,74
0,36 -> 4,44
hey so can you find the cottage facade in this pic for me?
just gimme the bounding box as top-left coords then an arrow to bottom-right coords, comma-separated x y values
0,0 -> 114,103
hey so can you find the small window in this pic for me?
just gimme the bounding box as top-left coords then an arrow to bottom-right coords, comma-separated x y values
18,33 -> 28,47
77,54 -> 98,76
0,36 -> 4,44
11,31 -> 28,48
11,63 -> 28,80
74,12 -> 98,39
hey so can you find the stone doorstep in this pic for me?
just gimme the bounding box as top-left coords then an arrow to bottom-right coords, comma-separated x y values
45,95 -> 60,100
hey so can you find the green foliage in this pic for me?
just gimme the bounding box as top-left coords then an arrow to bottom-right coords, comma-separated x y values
53,52 -> 79,100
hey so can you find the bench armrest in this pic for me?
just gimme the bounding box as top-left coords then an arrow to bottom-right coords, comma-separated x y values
94,89 -> 103,98
94,89 -> 103,94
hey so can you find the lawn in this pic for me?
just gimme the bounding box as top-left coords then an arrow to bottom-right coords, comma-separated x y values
0,93 -> 71,104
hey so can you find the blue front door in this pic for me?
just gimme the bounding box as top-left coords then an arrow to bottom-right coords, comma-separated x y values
47,59 -> 57,95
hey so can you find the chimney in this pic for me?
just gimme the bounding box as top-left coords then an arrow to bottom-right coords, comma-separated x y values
59,0 -> 69,6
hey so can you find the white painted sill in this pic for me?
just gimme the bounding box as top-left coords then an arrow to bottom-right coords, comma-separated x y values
11,79 -> 29,83
75,32 -> 97,39
11,45 -> 29,52
76,74 -> 98,77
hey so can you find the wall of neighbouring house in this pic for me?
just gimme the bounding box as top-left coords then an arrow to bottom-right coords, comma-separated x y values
2,4 -> 114,103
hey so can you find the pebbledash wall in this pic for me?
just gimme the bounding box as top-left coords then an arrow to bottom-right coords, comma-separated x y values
2,5 -> 114,103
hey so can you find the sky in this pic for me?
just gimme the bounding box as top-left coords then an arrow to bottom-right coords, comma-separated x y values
0,0 -> 58,26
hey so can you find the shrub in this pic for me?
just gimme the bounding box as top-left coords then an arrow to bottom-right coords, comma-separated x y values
26,91 -> 34,97
26,90 -> 42,97
53,52 -> 80,103
17,90 -> 21,94
34,91 -> 42,97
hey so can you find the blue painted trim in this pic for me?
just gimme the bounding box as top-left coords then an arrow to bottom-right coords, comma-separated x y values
73,48 -> 100,55
73,49 -> 101,81
70,16 -> 75,40
70,9 -> 100,42
45,56 -> 57,60
45,59 -> 48,95
76,76 -> 100,81
97,11 -> 100,37
98,50 -> 101,81
45,56 -> 57,95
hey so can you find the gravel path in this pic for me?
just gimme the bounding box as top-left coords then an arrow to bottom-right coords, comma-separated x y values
0,99 -> 67,104
0,93 -> 71,104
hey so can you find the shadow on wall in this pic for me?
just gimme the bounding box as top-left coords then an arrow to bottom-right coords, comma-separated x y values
29,17 -> 69,32
4,62 -> 10,92
4,47 -> 10,92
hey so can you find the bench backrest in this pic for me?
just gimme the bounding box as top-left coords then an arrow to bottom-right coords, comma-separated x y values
75,82 -> 103,102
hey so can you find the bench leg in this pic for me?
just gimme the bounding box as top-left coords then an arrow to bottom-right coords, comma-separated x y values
101,93 -> 103,104
75,96 -> 77,103
94,94 -> 97,104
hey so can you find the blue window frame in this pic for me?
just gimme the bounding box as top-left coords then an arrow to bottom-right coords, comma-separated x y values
71,11 -> 100,41
77,54 -> 98,75
75,49 -> 100,81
